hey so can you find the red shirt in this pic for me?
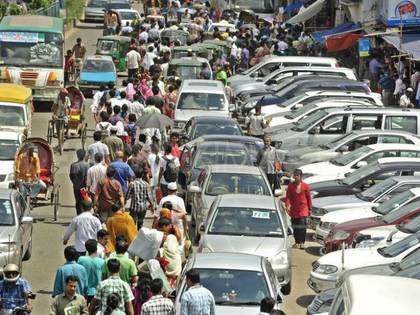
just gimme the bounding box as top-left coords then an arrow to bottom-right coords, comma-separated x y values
284,181 -> 312,218
171,144 -> 180,158
65,56 -> 75,72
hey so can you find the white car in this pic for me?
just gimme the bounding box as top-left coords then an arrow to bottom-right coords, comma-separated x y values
307,231 -> 420,293
316,187 -> 420,242
0,131 -> 24,189
301,143 -> 420,184
115,9 -> 140,27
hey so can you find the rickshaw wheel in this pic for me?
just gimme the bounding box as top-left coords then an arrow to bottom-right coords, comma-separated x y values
81,123 -> 87,150
47,120 -> 54,144
58,128 -> 64,156
53,185 -> 60,221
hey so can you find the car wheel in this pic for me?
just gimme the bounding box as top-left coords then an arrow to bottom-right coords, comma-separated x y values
281,281 -> 291,295
22,238 -> 32,261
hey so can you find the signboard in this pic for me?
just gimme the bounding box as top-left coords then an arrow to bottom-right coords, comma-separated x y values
0,32 -> 43,43
379,0 -> 420,26
358,38 -> 370,57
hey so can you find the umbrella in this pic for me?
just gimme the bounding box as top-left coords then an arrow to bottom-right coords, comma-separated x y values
136,114 -> 174,129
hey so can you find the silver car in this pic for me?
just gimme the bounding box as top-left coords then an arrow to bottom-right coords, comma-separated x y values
84,0 -> 108,22
198,194 -> 293,294
175,252 -> 283,315
0,188 -> 33,268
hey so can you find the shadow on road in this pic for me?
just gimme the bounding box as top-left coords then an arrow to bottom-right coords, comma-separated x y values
37,289 -> 53,295
305,246 -> 323,257
296,295 -> 315,308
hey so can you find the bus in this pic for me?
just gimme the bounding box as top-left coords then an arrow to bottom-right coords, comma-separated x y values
0,15 -> 64,102
217,0 -> 280,15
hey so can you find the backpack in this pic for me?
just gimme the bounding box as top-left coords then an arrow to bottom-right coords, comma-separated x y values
163,157 -> 178,182
99,122 -> 110,140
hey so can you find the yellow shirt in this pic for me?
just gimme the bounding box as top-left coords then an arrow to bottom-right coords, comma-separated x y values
15,152 -> 40,181
106,212 -> 138,252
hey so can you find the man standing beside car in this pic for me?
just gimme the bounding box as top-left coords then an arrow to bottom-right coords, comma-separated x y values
284,169 -> 312,249
245,105 -> 270,140
257,135 -> 282,193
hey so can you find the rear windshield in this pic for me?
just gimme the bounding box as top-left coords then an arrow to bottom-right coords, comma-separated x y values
177,93 -> 226,111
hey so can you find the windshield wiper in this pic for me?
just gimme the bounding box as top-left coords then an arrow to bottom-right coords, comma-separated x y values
216,301 -> 260,306
330,159 -> 342,166
377,247 -> 392,257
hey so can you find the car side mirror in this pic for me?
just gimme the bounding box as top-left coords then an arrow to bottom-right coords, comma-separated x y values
188,185 -> 201,193
274,189 -> 282,197
287,226 -> 293,236
229,103 -> 236,112
250,72 -> 257,78
21,216 -> 33,224
338,145 -> 349,153
355,161 -> 368,168
309,126 -> 320,135
199,224 -> 205,232
292,103 -> 303,111
168,102 -> 175,110
266,79 -> 276,85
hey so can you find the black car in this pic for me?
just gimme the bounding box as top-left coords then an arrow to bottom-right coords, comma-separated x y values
181,116 -> 243,144
310,158 -> 420,198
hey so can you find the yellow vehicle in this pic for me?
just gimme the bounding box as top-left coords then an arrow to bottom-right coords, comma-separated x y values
0,83 -> 33,137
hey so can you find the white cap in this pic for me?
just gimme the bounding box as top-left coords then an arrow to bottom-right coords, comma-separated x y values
407,87 -> 414,92
167,182 -> 177,191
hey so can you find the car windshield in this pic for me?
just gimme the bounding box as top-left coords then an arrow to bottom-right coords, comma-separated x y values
356,178 -> 397,202
177,93 -> 225,110
106,3 -> 131,9
205,173 -> 271,196
398,248 -> 420,270
208,207 -> 284,237
284,103 -> 317,120
191,123 -> 242,140
83,59 -> 114,72
324,133 -> 356,149
197,268 -> 270,305
280,94 -> 306,108
342,163 -> 381,185
241,62 -> 261,75
0,199 -> 14,226
271,76 -> 296,93
195,147 -> 251,168
88,0 -> 107,7
119,11 -> 137,19
374,190 -> 414,215
97,40 -> 117,51
381,201 -> 420,224
331,146 -> 373,166
378,233 -> 420,257
399,216 -> 420,234
0,106 -> 25,127
0,140 -> 20,160
292,109 -> 328,132
275,82 -> 300,98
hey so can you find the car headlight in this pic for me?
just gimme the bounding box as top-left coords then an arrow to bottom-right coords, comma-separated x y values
311,191 -> 319,198
332,230 -> 350,241
312,207 -> 327,216
315,264 -> 338,275
356,237 -> 384,248
320,221 -> 337,230
0,243 -> 18,253
269,251 -> 288,266
6,173 -> 14,181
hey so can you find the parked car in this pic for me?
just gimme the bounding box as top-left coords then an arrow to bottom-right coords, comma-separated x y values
173,80 -> 229,132
271,107 -> 420,149
0,131 -> 24,189
197,194 -> 292,294
282,130 -> 420,172
0,188 -> 33,267
300,143 -> 420,184
104,0 -> 132,11
175,252 -> 284,315
310,157 -> 420,199
314,185 -> 420,241
323,200 -> 420,253
78,55 -> 117,96
114,9 -> 140,27
84,0 -> 108,22
181,116 -> 243,144
188,165 -> 277,230
308,231 -> 420,292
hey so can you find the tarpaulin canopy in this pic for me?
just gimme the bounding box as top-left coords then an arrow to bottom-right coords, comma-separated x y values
382,33 -> 420,60
311,22 -> 362,44
326,33 -> 363,52
284,0 -> 309,13
286,0 -> 325,25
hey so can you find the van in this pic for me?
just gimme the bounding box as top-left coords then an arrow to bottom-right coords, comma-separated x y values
227,55 -> 339,84
270,107 -> 420,149
330,274 -> 420,315
173,80 -> 229,132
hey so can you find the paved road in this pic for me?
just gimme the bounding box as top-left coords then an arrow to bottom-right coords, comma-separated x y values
24,16 -> 322,315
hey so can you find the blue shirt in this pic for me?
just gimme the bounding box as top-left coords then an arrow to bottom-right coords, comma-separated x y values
52,261 -> 88,297
111,159 -> 135,193
77,255 -> 104,296
0,278 -> 31,309
180,285 -> 215,315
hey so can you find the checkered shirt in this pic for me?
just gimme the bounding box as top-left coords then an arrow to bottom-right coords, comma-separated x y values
94,275 -> 134,313
126,178 -> 151,213
141,294 -> 175,315
180,285 -> 215,315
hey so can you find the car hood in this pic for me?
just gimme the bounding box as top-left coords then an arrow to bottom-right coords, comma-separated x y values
310,179 -> 349,196
202,235 -> 286,257
235,83 -> 269,96
313,195 -> 369,212
271,129 -> 299,143
214,305 -> 260,315
286,145 -> 325,158
340,263 -> 394,284
334,216 -> 383,233
0,160 -> 14,175
203,195 -> 216,210
0,226 -> 18,242
322,208 -> 377,225
174,110 -> 228,123
80,72 -> 116,82
359,224 -> 397,237
85,7 -> 105,14
230,78 -> 255,89
300,161 -> 342,177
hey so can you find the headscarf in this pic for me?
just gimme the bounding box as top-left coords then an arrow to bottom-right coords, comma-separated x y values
125,83 -> 136,101
162,234 -> 182,277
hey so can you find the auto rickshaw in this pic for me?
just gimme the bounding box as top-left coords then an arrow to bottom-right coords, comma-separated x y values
172,45 -> 209,59
202,39 -> 231,57
160,28 -> 190,46
96,35 -> 131,72
143,14 -> 166,29
192,42 -> 223,60
239,9 -> 257,24
167,57 -> 212,80
177,7 -> 197,23
0,83 -> 33,137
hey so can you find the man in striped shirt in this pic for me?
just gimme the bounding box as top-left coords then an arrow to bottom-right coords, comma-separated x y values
180,269 -> 215,315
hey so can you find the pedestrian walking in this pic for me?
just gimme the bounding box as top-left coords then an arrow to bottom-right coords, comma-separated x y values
97,229 -> 111,259
257,135 -> 282,193
86,131 -> 110,165
50,275 -> 88,315
379,71 -> 396,106
157,183 -> 187,235
158,143 -> 180,197
62,200 -> 102,257
77,239 -> 104,304
52,246 -> 88,298
257,297 -> 276,315
104,126 -> 124,162
141,278 -> 174,315
368,55 -> 384,92
284,169 -> 312,249
400,87 -> 415,108
106,203 -> 138,252
111,150 -> 135,193
69,149 -> 90,215
126,47 -> 142,80
88,259 -> 135,315
180,269 -> 215,315
86,152 -> 107,198
245,105 -> 270,139
101,293 -> 126,315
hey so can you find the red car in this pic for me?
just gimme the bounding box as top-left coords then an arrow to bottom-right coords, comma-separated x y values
323,201 -> 420,253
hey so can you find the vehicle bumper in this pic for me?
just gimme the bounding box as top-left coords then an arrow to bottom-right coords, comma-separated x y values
32,87 -> 60,102
307,274 -> 336,293
78,84 -> 108,94
272,263 -> 291,286
0,249 -> 21,266
315,225 -> 331,244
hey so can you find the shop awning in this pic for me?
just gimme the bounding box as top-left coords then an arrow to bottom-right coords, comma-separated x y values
286,0 -> 325,25
382,33 -> 420,60
311,22 -> 362,44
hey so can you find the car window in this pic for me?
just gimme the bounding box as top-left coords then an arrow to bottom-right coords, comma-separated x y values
346,135 -> 378,151
318,115 -> 348,134
385,116 -> 418,134
362,150 -> 398,164
259,62 -> 281,77
0,199 -> 15,226
399,151 -> 420,158
381,135 -> 414,144
329,288 -> 345,315
177,93 -> 226,110
205,173 -> 271,196
83,60 -> 114,72
352,115 -> 383,130
264,260 -> 278,294
194,147 -> 251,168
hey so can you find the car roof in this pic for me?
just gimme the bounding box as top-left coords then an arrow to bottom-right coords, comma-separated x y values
366,143 -> 420,150
180,79 -> 225,93
376,157 -> 420,164
345,275 -> 420,313
190,116 -> 238,124
98,35 -> 131,42
197,141 -> 246,150
324,107 -> 420,114
206,164 -> 263,174
386,176 -> 420,183
304,91 -> 376,97
0,131 -> 21,140
350,129 -> 418,137
86,55 -> 114,61
199,135 -> 263,143
272,66 -> 354,74
217,194 -> 278,209
192,252 -> 264,271
261,55 -> 337,63
0,188 -> 11,200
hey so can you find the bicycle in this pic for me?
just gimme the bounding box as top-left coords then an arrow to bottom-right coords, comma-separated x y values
16,180 -> 38,210
47,117 -> 66,155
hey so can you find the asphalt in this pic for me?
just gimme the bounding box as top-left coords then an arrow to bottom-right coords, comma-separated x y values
24,9 -> 322,315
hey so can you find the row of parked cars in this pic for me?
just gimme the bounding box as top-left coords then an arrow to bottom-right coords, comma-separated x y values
163,55 -> 420,314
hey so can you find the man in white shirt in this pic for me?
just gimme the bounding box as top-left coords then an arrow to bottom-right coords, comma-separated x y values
245,105 -> 271,139
158,143 -> 180,196
86,131 -> 110,165
86,152 -> 107,196
138,26 -> 148,42
400,87 -> 415,108
142,45 -> 156,71
129,94 -> 144,118
63,200 -> 102,256
125,47 -> 142,80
